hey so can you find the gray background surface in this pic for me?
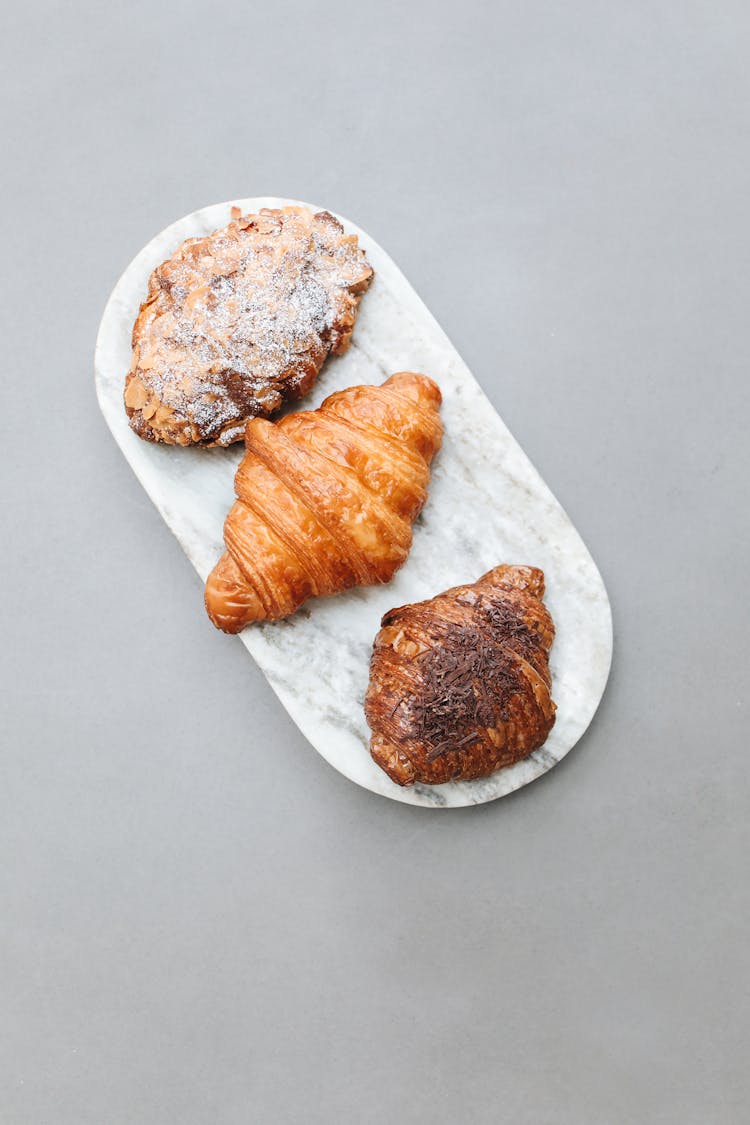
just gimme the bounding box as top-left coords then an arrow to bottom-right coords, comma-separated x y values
2,2 -> 748,1122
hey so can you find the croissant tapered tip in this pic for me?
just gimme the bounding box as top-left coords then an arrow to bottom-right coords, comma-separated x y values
242,415 -> 274,445
384,371 -> 442,409
478,564 -> 546,599
369,733 -> 417,786
205,553 -> 266,633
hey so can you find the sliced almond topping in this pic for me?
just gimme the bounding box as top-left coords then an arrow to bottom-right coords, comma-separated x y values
124,377 -> 149,410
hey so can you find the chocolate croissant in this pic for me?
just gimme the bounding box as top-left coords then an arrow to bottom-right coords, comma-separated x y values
205,372 -> 443,631
364,565 -> 556,786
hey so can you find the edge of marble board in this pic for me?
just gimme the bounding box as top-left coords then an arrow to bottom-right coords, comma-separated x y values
95,196 -> 613,808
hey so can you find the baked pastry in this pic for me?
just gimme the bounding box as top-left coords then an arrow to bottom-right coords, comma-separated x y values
364,565 -> 556,785
205,372 -> 443,631
124,206 -> 374,446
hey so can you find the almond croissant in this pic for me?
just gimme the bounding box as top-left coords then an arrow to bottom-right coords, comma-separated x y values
205,372 -> 443,631
364,565 -> 556,786
125,206 -> 373,446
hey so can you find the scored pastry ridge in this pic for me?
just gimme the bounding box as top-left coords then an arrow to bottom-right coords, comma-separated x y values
125,205 -> 374,446
205,371 -> 443,631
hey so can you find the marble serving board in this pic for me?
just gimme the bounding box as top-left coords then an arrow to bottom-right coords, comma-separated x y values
95,197 -> 612,807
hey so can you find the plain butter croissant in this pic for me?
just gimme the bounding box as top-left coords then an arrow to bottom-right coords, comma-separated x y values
205,372 -> 443,631
364,565 -> 556,785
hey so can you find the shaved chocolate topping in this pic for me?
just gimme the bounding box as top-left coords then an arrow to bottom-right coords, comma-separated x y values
409,617 -> 524,761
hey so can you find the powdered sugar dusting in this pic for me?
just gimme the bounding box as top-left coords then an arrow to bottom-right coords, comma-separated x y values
124,206 -> 374,446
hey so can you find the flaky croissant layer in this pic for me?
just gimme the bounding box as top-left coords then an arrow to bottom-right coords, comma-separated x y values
205,372 -> 443,631
365,565 -> 556,786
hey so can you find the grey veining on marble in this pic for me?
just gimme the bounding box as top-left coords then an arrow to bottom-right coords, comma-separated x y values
95,197 -> 612,807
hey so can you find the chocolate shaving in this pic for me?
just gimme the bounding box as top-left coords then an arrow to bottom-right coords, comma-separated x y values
404,611 -> 523,762
426,730 -> 480,762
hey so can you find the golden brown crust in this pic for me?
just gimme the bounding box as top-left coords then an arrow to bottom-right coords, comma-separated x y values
204,372 -> 443,631
124,206 -> 374,446
364,565 -> 556,785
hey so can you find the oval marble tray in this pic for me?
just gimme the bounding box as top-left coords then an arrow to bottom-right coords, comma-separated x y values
95,197 -> 612,807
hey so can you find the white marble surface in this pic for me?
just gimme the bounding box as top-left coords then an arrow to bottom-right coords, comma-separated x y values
95,197 -> 612,806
